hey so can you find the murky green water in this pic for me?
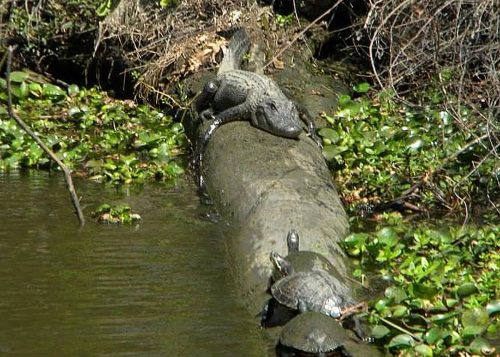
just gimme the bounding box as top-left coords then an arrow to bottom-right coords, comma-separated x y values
0,171 -> 266,356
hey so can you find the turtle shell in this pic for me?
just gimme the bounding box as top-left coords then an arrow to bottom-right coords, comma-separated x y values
271,270 -> 352,318
270,250 -> 343,283
279,312 -> 350,355
271,229 -> 344,282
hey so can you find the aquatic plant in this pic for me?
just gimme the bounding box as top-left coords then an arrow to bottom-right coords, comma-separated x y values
319,83 -> 498,218
343,215 -> 499,356
91,203 -> 141,224
0,70 -> 186,184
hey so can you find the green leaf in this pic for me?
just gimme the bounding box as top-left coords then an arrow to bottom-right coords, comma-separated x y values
318,127 -> 340,144
392,305 -> 408,318
468,337 -> 495,355
11,82 -> 29,98
9,71 -> 29,83
411,283 -> 439,299
462,325 -> 485,337
456,282 -> 478,298
388,334 -> 415,349
377,227 -> 398,247
414,344 -> 433,357
385,286 -> 408,303
462,307 -> 489,327
431,311 -> 460,325
371,324 -> 390,339
322,144 -> 342,161
67,84 -> 80,96
353,82 -> 371,93
28,82 -> 43,97
338,94 -> 351,106
424,327 -> 444,344
42,83 -> 66,101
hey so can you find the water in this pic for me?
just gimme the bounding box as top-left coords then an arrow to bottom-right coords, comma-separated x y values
0,171 -> 266,356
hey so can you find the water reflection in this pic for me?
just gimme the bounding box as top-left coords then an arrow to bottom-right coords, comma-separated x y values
0,171 -> 265,356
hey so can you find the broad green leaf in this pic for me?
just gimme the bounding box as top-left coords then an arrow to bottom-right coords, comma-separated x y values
424,327 -> 443,344
377,227 -> 398,247
414,344 -> 433,357
462,307 -> 489,327
353,82 -> 370,93
338,94 -> 351,106
385,286 -> 408,303
456,282 -> 478,298
322,144 -> 341,161
371,324 -> 390,339
392,305 -> 408,318
318,127 -> 340,143
67,84 -> 80,96
462,325 -> 485,337
9,71 -> 29,83
388,334 -> 415,348
411,283 -> 439,299
468,337 -> 495,355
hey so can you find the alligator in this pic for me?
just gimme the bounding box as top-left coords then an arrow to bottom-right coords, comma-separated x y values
194,28 -> 318,186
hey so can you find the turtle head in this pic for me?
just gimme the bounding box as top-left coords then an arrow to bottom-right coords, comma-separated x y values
286,229 -> 300,253
270,251 -> 294,277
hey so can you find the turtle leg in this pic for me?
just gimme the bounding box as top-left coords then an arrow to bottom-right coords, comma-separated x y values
341,315 -> 374,343
298,300 -> 309,313
261,298 -> 297,328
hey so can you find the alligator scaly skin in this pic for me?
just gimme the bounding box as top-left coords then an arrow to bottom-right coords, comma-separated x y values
194,28 -> 317,187
196,28 -> 304,139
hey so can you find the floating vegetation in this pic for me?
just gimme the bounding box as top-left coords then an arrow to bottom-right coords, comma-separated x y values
343,214 -> 499,356
0,71 -> 186,184
319,83 -> 498,217
91,203 -> 142,224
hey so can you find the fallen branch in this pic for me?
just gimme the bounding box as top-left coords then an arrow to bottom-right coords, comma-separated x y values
6,46 -> 85,226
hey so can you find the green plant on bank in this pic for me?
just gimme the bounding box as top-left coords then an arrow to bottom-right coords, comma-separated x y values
91,203 -> 141,224
0,70 -> 186,184
318,83 -> 498,216
275,13 -> 294,27
4,1 -> 100,55
342,215 -> 499,356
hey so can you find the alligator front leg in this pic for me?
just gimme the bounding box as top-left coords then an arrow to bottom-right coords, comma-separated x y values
195,101 -> 251,187
296,104 -> 322,148
195,80 -> 219,113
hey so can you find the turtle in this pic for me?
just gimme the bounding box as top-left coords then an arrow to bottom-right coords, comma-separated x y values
277,312 -> 382,357
271,269 -> 350,319
270,229 -> 342,283
277,312 -> 353,357
269,264 -> 372,340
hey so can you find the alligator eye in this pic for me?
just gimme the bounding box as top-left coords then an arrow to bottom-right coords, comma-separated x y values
268,102 -> 277,110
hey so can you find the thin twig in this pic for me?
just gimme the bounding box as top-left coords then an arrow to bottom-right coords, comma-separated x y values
6,46 -> 85,226
379,316 -> 423,342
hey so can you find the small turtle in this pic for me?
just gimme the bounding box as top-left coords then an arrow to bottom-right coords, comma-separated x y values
271,269 -> 350,319
277,312 -> 353,357
277,312 -> 382,357
270,229 -> 342,283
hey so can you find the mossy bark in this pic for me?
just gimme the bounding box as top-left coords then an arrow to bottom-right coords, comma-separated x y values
201,120 -> 349,309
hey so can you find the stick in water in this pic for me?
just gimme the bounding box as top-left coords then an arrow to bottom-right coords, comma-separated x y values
5,45 -> 85,226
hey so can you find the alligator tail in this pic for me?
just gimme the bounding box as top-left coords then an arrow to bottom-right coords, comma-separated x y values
218,28 -> 250,73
